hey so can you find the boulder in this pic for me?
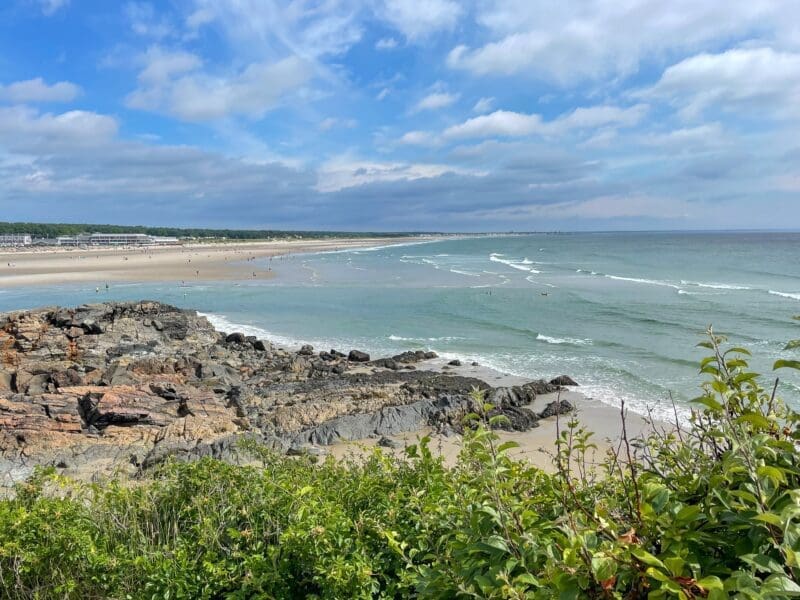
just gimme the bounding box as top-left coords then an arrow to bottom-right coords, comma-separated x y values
225,332 -> 247,345
448,359 -> 462,367
298,345 -> 315,356
538,399 -> 574,419
550,375 -> 578,386
348,350 -> 370,362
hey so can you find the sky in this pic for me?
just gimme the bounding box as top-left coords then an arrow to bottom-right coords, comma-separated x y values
0,0 -> 799,232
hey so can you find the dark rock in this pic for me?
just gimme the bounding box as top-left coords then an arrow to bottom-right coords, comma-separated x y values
225,332 -> 247,345
377,436 -> 399,449
550,375 -> 578,386
253,340 -> 269,352
299,344 -> 315,356
348,350 -> 370,362
538,399 -> 574,419
448,359 -> 462,366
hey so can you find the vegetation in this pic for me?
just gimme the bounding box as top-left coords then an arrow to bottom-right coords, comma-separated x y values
0,221 -> 432,240
1,328 -> 800,599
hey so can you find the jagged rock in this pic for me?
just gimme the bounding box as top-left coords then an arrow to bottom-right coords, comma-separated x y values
377,436 -> 399,448
298,344 -> 315,356
348,350 -> 370,362
538,399 -> 574,419
0,301 -> 578,490
550,375 -> 578,386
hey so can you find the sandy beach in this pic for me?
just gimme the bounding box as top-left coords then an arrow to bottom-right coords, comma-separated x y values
330,360 -> 662,472
0,237 -> 432,288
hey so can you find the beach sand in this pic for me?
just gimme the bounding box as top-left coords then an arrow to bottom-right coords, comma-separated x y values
330,360 -> 661,472
0,237 -> 430,288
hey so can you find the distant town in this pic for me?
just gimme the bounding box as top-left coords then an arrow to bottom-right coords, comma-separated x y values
0,232 -> 180,248
0,222 -> 436,249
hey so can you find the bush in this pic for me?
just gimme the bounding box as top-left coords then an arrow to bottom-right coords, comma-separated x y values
1,329 -> 799,599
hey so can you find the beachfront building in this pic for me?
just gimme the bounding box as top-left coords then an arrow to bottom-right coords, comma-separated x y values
56,233 -> 181,247
0,234 -> 32,247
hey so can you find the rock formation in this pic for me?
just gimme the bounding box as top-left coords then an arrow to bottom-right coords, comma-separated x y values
0,301 -> 573,489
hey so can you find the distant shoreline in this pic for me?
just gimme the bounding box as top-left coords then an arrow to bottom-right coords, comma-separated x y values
0,236 -> 442,288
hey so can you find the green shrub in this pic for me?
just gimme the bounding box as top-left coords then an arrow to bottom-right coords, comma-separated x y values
1,328 -> 799,598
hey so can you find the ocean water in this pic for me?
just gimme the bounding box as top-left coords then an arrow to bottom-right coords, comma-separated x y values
2,232 -> 800,420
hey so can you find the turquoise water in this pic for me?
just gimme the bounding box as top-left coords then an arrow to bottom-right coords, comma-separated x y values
2,232 -> 799,419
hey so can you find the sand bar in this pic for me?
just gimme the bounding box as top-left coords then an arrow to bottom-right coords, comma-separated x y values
0,237 -> 437,288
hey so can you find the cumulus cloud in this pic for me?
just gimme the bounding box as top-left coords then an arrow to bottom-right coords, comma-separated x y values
0,106 -> 118,153
127,51 -> 312,121
0,78 -> 81,103
447,0 -> 795,83
399,130 -> 437,145
444,104 -> 647,139
379,0 -> 462,40
412,91 -> 459,112
637,47 -> 800,119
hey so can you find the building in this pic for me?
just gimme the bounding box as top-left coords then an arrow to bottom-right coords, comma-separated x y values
56,233 -> 181,247
0,234 -> 32,247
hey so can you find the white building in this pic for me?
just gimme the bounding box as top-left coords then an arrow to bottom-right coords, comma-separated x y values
56,233 -> 180,247
0,234 -> 32,247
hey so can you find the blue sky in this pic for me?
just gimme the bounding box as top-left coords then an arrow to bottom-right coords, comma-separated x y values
0,0 -> 798,231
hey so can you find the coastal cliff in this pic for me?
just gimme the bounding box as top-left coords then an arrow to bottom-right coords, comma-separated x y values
0,301 -> 574,487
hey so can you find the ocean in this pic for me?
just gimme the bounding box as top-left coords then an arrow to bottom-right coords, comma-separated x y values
2,231 -> 799,420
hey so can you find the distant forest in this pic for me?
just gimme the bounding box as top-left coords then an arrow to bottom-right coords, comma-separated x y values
0,222 -> 428,240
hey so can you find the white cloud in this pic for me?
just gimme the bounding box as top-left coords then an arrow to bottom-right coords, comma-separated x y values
39,0 -> 68,16
376,88 -> 391,100
0,78 -> 81,103
472,97 -> 494,113
379,0 -> 462,40
399,130 -> 437,145
137,47 -> 202,85
412,91 -> 459,112
638,47 -> 800,119
125,1 -> 174,39
316,157 -> 473,192
447,1 -> 796,83
127,52 -> 312,121
0,106 -> 118,150
375,37 -> 398,50
444,104 -> 647,139
189,0 -> 363,58
319,117 -> 357,131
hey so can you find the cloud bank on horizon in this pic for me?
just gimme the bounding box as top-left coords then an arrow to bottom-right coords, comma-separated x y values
0,0 -> 798,231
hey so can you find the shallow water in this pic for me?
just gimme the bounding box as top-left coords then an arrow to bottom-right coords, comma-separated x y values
2,232 -> 799,420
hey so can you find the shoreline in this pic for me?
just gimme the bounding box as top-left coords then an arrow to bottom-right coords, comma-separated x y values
0,236 -> 441,288
197,311 -> 661,464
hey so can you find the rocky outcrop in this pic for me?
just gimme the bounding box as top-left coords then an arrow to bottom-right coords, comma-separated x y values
0,301 -> 575,488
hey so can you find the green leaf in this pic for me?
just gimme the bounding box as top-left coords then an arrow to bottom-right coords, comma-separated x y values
756,467 -> 786,486
691,396 -> 723,411
761,574 -> 800,596
736,413 -> 772,429
696,575 -> 724,591
774,359 -> 800,371
631,547 -> 666,571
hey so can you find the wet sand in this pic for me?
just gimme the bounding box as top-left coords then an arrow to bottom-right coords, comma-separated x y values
0,237 -> 433,287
